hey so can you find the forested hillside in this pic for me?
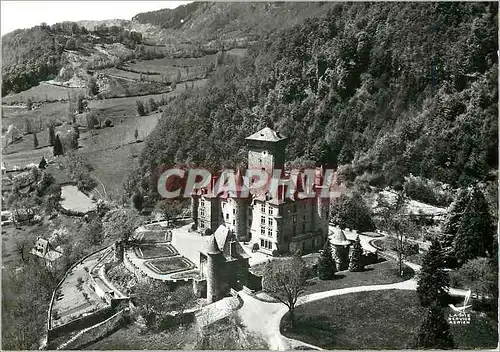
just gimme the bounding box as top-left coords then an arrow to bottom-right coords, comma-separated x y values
132,2 -> 345,43
135,2 -> 497,195
2,22 -> 142,95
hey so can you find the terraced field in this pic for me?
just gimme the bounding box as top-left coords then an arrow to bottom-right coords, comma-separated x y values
2,83 -> 86,105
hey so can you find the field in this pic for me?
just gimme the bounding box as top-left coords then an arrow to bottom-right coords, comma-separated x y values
145,257 -> 195,275
134,244 -> 178,259
2,83 -> 86,105
281,290 -> 498,350
2,76 -> 210,194
60,185 -> 97,213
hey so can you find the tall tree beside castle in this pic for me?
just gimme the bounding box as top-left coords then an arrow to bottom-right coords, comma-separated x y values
53,134 -> 64,156
317,239 -> 336,280
263,256 -> 307,328
409,302 -> 455,349
416,239 -> 449,307
349,236 -> 363,272
439,188 -> 470,268
329,191 -> 375,232
453,186 -> 494,266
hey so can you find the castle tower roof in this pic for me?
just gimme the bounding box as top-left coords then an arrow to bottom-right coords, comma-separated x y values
245,127 -> 287,143
330,227 -> 351,246
206,235 -> 222,255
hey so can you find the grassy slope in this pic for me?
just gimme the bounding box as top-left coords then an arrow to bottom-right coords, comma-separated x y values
303,259 -> 414,295
282,290 -> 498,350
2,84 -> 86,105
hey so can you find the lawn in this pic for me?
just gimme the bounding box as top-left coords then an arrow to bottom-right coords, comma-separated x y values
135,244 -> 178,259
250,258 -> 414,294
282,290 -> 498,350
145,257 -> 195,275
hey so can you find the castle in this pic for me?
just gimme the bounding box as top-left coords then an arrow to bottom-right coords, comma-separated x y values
191,127 -> 330,255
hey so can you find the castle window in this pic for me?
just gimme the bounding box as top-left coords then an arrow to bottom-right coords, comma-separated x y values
261,216 -> 265,225
293,215 -> 297,224
268,229 -> 273,238
261,239 -> 265,247
226,213 -> 229,220
268,207 -> 273,216
268,218 -> 273,227
233,220 -> 236,226
261,203 -> 265,213
261,228 -> 266,236
233,209 -> 236,214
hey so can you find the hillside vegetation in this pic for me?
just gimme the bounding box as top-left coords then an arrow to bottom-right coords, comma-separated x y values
2,22 -> 142,95
132,2 -> 347,44
134,2 -> 497,197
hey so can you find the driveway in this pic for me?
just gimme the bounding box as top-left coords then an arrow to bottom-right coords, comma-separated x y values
237,275 -> 467,350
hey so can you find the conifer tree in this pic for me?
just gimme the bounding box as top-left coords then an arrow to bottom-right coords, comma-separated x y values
409,302 -> 455,349
38,156 -> 47,169
53,134 -> 64,156
33,132 -> 38,149
440,188 -> 470,267
349,235 -> 363,272
417,239 -> 449,307
317,239 -> 336,280
453,186 -> 494,266
48,124 -> 56,146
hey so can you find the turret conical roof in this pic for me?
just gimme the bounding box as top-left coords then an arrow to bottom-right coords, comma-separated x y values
206,235 -> 222,255
330,227 -> 351,246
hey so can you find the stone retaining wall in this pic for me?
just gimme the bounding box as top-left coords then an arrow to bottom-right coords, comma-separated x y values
57,308 -> 129,350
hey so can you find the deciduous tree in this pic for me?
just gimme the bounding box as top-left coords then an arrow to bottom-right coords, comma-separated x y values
102,208 -> 140,243
262,256 -> 307,327
330,190 -> 375,232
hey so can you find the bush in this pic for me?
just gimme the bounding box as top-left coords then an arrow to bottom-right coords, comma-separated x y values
204,228 -> 213,236
271,249 -> 279,257
136,100 -> 146,116
252,243 -> 260,252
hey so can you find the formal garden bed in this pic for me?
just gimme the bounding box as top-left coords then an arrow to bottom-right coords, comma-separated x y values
145,257 -> 195,275
281,290 -> 498,350
134,244 -> 178,259
138,230 -> 172,243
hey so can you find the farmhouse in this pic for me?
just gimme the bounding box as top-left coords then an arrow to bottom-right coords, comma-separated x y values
30,237 -> 63,268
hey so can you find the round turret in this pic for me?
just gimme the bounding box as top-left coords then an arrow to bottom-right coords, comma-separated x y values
205,236 -> 223,303
329,227 -> 351,271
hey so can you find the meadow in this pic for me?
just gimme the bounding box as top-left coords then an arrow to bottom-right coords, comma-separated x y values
2,83 -> 85,105
281,290 -> 498,350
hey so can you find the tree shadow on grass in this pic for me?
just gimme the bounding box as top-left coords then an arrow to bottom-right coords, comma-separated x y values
281,313 -> 345,348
